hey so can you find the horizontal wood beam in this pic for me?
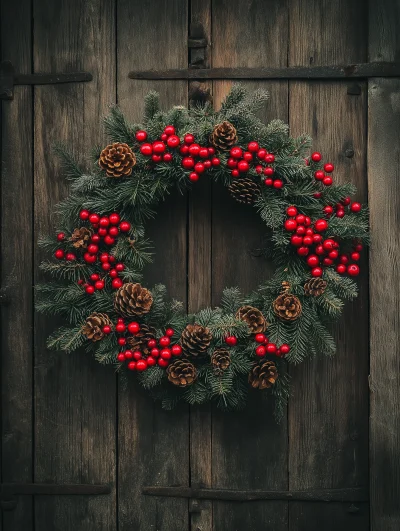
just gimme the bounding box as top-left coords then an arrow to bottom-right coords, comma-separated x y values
142,486 -> 369,502
129,62 -> 400,80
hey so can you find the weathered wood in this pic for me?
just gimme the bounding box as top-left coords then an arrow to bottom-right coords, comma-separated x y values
288,1 -> 369,530
369,1 -> 400,530
143,486 -> 368,502
188,3 -> 213,531
1,1 -> 33,529
129,62 -> 400,80
1,484 -> 111,496
210,2 -> 289,530
117,2 -> 189,531
33,1 -> 117,530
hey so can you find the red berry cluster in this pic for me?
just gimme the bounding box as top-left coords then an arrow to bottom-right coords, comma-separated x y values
284,206 -> 362,277
136,125 -> 221,182
254,333 -> 290,358
228,142 -> 281,188
54,210 -> 131,294
310,151 -> 334,187
115,324 -> 182,371
322,196 -> 362,219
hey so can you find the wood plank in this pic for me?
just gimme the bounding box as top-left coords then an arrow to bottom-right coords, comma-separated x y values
188,3 -> 213,531
211,1 -> 289,530
33,1 -> 117,530
116,2 -> 190,530
1,1 -> 33,529
369,0 -> 400,529
129,62 -> 400,80
288,1 -> 369,530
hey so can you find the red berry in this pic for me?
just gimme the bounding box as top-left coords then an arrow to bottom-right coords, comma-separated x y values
103,325 -> 112,334
79,209 -> 90,220
303,236 -> 313,246
115,322 -> 126,333
153,141 -> 166,154
243,151 -> 253,162
189,172 -> 199,182
91,234 -> 101,243
184,133 -> 194,144
160,348 -> 172,360
287,206 -> 297,216
225,335 -> 237,346
264,178 -> 273,186
140,143 -> 153,156
160,134 -> 168,142
311,267 -> 323,277
95,280 -> 105,290
162,153 -> 172,163
55,249 -> 65,259
273,179 -> 283,189
57,232 -> 65,241
323,238 -> 335,250
339,255 -> 349,264
296,214 -> 306,224
180,145 -> 189,155
313,234 -> 323,244
255,333 -> 266,343
323,257 -> 334,266
296,226 -> 306,235
311,152 -> 322,162
324,163 -> 334,173
112,278 -> 123,289
307,254 -> 319,267
85,285 -> 95,294
265,153 -> 275,163
347,264 -> 360,276
323,205 -> 334,216
171,344 -> 182,356
127,361 -> 136,371
108,226 -> 119,237
117,353 -> 126,362
103,235 -> 115,246
341,196 -> 351,206
126,322 -> 140,335
114,263 -> 124,273
231,170 -> 240,178
102,262 -> 111,271
237,160 -> 249,172
314,170 -> 325,181
87,244 -> 98,255
158,358 -> 169,368
109,269 -> 118,279
255,165 -> 263,174
247,141 -> 259,152
89,213 -> 100,224
304,217 -> 311,227
350,202 -> 362,213
182,157 -> 195,169
100,253 -> 109,263
188,143 -> 201,156
257,149 -> 267,160
263,166 -> 274,176
135,130 -> 147,142
336,264 -> 347,274
227,158 -> 237,169
159,336 -> 171,347
297,246 -> 309,256
151,348 -> 160,357
208,147 -> 215,155
336,210 -> 345,218
313,192 -> 322,199
136,360 -> 147,371
199,147 -> 209,158
119,221 -> 131,232
280,344 -> 290,355
147,356 -> 156,367
151,154 -> 162,163
315,219 -> 328,232
148,339 -> 157,349
266,343 -> 277,354
255,345 -> 266,357
125,350 -> 134,360
323,176 -> 333,186
97,228 -> 107,237
354,243 -> 363,252
164,125 -> 175,136
133,351 -> 142,361
305,228 -> 314,235
118,338 -> 126,346
84,253 -> 97,263
65,253 -> 75,261
212,157 -> 221,166
284,219 -> 297,231
315,245 -> 325,255
165,328 -> 174,337
291,235 -> 303,247
329,250 -> 339,260
194,162 -> 205,174
109,213 -> 120,225
230,147 -> 243,159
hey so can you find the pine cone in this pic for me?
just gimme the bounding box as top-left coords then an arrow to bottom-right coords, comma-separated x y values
167,359 -> 197,387
114,283 -> 153,317
304,278 -> 327,297
228,178 -> 260,205
249,360 -> 278,390
82,313 -> 112,342
180,323 -> 212,357
236,305 -> 267,334
273,293 -> 302,321
211,348 -> 231,375
281,281 -> 291,293
127,323 -> 157,355
210,121 -> 238,151
99,142 -> 136,177
69,227 -> 93,249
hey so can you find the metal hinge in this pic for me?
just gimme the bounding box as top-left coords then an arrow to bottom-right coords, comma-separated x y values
0,60 -> 92,100
0,483 -> 111,511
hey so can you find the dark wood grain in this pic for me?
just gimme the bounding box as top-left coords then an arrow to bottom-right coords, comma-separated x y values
369,1 -> 400,529
210,1 -> 289,530
33,1 -> 117,530
288,1 -> 369,530
1,1 -> 33,529
117,2 -> 190,530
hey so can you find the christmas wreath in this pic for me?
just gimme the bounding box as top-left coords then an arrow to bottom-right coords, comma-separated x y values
36,85 -> 369,419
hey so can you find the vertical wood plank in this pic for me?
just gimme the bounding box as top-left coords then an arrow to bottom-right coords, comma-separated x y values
1,1 -> 33,529
288,1 -> 369,529
369,0 -> 400,529
33,1 -> 117,529
188,2 -> 213,531
211,1 -> 289,530
116,2 -> 190,530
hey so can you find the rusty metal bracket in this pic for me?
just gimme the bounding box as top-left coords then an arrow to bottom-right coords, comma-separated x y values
0,483 -> 111,511
0,61 -> 93,100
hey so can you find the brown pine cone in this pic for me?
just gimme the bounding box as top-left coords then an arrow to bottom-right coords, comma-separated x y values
167,359 -> 197,387
304,278 -> 327,297
82,313 -> 112,342
99,142 -> 136,177
211,348 -> 231,375
114,283 -> 153,317
127,323 -> 157,355
249,360 -> 278,390
69,227 -> 93,249
180,323 -> 212,357
236,305 -> 267,334
273,293 -> 302,321
228,177 -> 261,205
210,121 -> 238,151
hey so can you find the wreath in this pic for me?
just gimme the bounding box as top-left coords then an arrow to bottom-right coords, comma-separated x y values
36,85 -> 369,419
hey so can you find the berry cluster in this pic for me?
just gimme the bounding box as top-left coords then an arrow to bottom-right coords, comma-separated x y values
310,151 -> 335,187
54,210 -> 131,294
254,333 -> 290,358
322,196 -> 362,219
115,324 -> 182,372
284,206 -> 362,277
136,125 -> 221,182
228,142 -> 281,187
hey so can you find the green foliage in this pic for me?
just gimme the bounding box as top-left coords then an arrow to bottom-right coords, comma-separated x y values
35,84 -> 369,419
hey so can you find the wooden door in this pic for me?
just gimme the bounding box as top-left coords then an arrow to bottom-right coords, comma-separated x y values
1,0 -> 399,530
